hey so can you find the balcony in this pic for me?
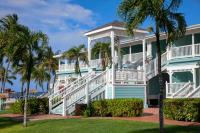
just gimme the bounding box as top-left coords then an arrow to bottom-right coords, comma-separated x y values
169,43 -> 200,59
57,63 -> 88,73
122,52 -> 143,64
115,69 -> 144,84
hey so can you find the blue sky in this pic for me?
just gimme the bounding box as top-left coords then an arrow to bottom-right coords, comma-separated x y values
1,0 -> 200,92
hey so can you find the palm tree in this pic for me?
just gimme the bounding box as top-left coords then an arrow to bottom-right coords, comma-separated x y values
91,42 -> 111,70
118,0 -> 186,132
13,26 -> 48,127
63,45 -> 88,77
40,47 -> 58,91
13,64 -> 27,97
32,67 -> 50,92
0,14 -> 20,92
0,66 -> 16,92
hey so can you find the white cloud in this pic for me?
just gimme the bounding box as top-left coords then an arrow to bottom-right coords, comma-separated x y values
49,29 -> 88,52
0,0 -> 96,51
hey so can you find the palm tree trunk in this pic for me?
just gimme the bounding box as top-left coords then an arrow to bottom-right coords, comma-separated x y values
21,81 -> 24,97
156,25 -> 164,133
2,60 -> 10,92
23,79 -> 30,127
23,56 -> 32,127
76,58 -> 82,77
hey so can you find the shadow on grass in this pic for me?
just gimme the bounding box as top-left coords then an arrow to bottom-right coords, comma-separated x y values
0,117 -> 20,129
128,126 -> 200,133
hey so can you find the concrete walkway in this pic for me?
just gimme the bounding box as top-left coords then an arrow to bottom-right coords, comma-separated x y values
1,108 -> 200,126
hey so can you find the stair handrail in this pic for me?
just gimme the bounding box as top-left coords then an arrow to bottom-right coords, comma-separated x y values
63,70 -> 108,99
172,81 -> 191,98
64,70 -> 108,113
49,71 -> 94,99
49,71 -> 95,108
186,85 -> 200,98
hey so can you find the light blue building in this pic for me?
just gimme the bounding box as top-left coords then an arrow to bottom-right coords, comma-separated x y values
49,21 -> 200,116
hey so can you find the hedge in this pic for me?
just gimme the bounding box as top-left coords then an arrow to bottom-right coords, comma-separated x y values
85,98 -> 143,117
10,98 -> 49,115
164,98 -> 200,122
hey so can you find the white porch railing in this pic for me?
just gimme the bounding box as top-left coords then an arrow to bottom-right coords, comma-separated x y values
166,82 -> 189,98
172,82 -> 194,98
64,70 -> 108,115
187,85 -> 200,98
171,45 -> 192,58
90,59 -> 102,68
115,69 -> 144,84
49,71 -> 95,108
195,43 -> 200,55
57,63 -> 88,73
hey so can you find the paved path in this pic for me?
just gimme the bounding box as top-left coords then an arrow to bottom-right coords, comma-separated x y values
1,108 -> 200,126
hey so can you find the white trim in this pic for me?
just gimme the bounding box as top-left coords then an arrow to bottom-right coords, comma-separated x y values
111,31 -> 115,99
120,24 -> 200,45
84,26 -> 148,36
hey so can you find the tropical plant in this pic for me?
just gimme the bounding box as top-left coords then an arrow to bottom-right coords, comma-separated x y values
0,66 -> 16,92
40,47 -> 58,91
63,44 -> 88,77
12,26 -> 48,127
91,42 -> 111,70
13,64 -> 27,97
32,67 -> 50,92
0,14 -> 21,92
118,0 -> 186,132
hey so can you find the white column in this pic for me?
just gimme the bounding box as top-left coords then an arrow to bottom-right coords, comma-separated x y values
62,96 -> 66,116
147,42 -> 152,59
142,39 -> 146,83
85,81 -> 89,105
88,37 -> 91,67
169,70 -> 173,94
192,33 -> 195,56
142,39 -> 147,107
111,31 -> 115,99
129,45 -> 132,62
169,70 -> 173,83
192,68 -> 196,88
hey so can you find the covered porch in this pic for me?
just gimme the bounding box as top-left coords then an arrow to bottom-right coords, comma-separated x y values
166,63 -> 200,98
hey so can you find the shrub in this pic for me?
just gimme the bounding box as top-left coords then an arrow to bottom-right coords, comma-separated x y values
164,98 -> 200,122
9,100 -> 24,114
74,104 -> 87,116
10,98 -> 49,115
89,98 -> 143,117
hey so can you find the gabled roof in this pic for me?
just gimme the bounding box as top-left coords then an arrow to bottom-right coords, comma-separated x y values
86,21 -> 125,33
85,20 -> 148,36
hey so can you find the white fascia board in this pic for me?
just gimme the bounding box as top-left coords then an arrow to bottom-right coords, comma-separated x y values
120,24 -> 200,45
84,26 -> 148,36
84,26 -> 113,36
186,24 -> 200,30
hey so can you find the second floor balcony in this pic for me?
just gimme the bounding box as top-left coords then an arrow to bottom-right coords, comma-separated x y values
57,63 -> 88,73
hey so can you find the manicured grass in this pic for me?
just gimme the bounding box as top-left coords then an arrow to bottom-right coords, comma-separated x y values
0,117 -> 200,133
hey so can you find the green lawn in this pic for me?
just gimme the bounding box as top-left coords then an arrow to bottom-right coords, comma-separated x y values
0,117 -> 200,133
